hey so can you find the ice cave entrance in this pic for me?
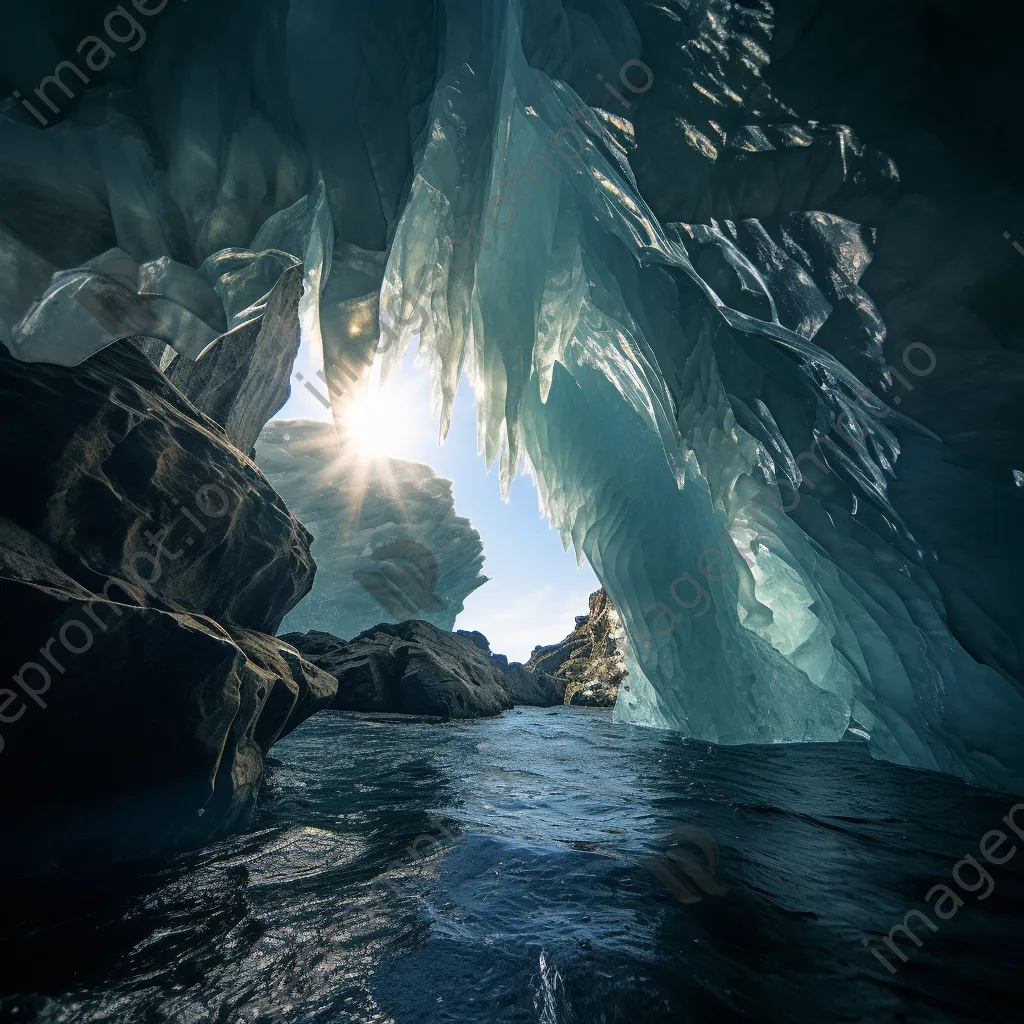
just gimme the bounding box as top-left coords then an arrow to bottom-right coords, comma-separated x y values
270,335 -> 600,665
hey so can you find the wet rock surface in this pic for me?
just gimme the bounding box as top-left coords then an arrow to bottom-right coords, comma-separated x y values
0,341 -> 315,633
0,342 -> 331,875
283,622 -> 512,719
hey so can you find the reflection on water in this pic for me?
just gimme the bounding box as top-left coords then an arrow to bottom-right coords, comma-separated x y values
2,707 -> 1023,1022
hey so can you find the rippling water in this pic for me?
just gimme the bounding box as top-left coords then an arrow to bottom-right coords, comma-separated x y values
3,707 -> 1023,1022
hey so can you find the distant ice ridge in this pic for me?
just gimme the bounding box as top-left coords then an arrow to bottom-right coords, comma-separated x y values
256,421 -> 487,638
377,0 -> 1024,791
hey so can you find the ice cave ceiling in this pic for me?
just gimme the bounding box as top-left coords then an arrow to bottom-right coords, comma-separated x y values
2,0 -> 1023,791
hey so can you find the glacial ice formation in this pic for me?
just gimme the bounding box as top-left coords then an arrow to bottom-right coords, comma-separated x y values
2,0 -> 1023,790
375,0 -> 1024,790
256,421 -> 487,638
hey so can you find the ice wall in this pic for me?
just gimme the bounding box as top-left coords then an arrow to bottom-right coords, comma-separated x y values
256,421 -> 487,637
376,0 -> 1024,790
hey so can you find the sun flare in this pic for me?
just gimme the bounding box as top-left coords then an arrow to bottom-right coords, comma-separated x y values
339,378 -> 410,461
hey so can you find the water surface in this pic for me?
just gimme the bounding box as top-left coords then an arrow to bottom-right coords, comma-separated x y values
3,707 -> 1022,1022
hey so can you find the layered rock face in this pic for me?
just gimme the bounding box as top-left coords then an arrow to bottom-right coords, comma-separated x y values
526,591 -> 627,708
256,421 -> 488,638
0,343 -> 336,874
285,621 -> 563,718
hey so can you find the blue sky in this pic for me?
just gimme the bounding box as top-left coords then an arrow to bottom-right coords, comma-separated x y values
276,340 -> 600,662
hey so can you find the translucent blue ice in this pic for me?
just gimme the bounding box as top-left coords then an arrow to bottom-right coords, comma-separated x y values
375,0 -> 1024,791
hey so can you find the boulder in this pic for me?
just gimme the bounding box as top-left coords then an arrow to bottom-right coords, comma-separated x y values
283,621 -> 514,719
0,535 -> 337,876
0,341 -> 314,634
286,621 -> 565,717
499,663 -> 565,707
0,342 -> 333,875
284,618 -> 565,716
455,629 -> 565,706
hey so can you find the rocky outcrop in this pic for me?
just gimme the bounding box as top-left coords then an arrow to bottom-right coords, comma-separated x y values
526,590 -> 627,708
1,342 -> 314,633
283,622 -> 512,719
499,662 -> 566,707
256,420 -> 488,637
0,341 -> 334,875
284,620 -> 565,719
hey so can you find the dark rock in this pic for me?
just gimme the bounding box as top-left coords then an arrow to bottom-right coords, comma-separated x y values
499,663 -> 565,707
455,629 -> 491,652
526,590 -> 626,707
0,342 -> 330,875
284,620 -> 568,716
0,340 -> 314,635
456,629 -> 566,706
283,621 -> 513,719
0,518 -> 336,877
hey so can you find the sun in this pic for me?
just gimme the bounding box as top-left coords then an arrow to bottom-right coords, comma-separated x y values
338,376 -> 410,461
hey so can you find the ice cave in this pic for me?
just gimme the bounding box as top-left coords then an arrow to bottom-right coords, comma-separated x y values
1,0 -> 1023,1020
